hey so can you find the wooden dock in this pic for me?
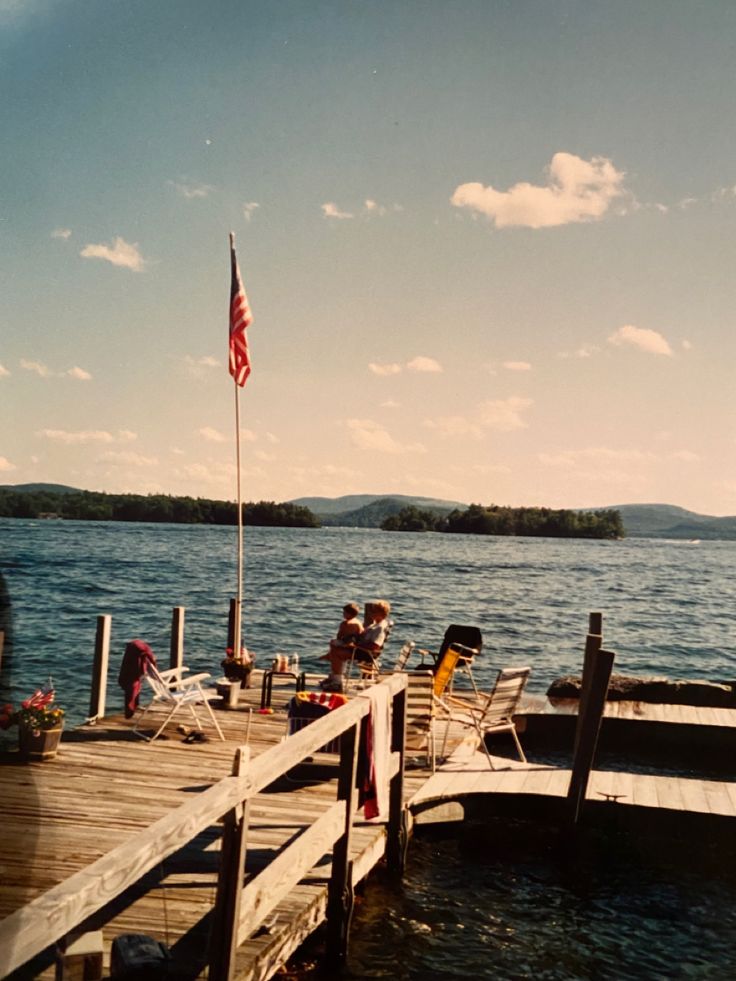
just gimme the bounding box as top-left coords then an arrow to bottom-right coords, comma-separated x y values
3,667 -> 736,980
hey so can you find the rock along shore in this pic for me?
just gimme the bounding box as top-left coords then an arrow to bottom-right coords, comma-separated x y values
547,673 -> 736,708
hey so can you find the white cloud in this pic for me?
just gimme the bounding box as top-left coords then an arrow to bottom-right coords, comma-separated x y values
407,356 -> 442,373
243,201 -> 260,221
66,366 -> 92,380
503,361 -> 532,372
322,202 -> 354,220
265,432 -> 280,444
167,179 -> 214,199
368,362 -> 402,376
678,196 -> 698,210
346,419 -> 425,455
255,450 -> 277,462
364,199 -> 387,216
608,324 -> 673,356
118,430 -> 138,442
198,426 -> 226,443
171,447 -> 185,455
681,339 -> 692,351
99,450 -> 158,466
37,429 -> 114,444
51,227 -> 72,240
538,446 -> 656,488
20,359 -> 52,377
426,397 -> 533,438
539,447 -> 653,467
670,450 -> 700,462
80,236 -> 146,272
478,397 -> 533,431
0,363 -> 9,377
0,456 -> 16,472
184,354 -> 221,377
381,399 -> 400,409
451,152 -> 627,229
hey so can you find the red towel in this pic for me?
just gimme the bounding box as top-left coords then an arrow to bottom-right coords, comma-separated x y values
118,639 -> 157,718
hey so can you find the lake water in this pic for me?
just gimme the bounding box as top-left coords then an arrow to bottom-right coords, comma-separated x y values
2,519 -> 735,724
2,520 -> 736,978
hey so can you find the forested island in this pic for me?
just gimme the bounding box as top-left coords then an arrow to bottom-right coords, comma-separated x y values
0,485 -> 623,538
382,503 -> 624,539
0,488 -> 319,527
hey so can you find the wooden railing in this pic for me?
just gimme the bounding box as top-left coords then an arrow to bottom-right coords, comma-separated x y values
0,672 -> 408,980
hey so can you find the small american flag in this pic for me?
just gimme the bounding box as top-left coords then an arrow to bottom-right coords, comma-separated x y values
228,233 -> 253,386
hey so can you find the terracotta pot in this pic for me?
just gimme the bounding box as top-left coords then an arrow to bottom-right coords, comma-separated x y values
19,724 -> 63,761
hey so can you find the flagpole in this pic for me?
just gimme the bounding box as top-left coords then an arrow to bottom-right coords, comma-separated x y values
234,377 -> 243,658
228,229 -> 252,661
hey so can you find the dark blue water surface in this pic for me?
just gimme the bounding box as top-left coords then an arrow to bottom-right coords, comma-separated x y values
2,520 -> 736,978
1,519 -> 735,724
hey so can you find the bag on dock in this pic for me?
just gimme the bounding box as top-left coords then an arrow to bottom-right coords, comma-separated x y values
110,934 -> 170,980
287,691 -> 347,753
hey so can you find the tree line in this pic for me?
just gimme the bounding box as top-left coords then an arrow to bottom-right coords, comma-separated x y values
382,503 -> 624,539
0,489 -> 320,528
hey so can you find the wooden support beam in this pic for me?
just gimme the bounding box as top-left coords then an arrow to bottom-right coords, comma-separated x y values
386,684 -> 408,875
324,720 -> 360,971
87,615 -> 111,723
567,647 -> 615,824
169,606 -> 185,672
573,632 -> 603,757
210,746 -> 250,981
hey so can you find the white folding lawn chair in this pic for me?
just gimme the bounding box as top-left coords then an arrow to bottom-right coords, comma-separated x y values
133,664 -> 225,743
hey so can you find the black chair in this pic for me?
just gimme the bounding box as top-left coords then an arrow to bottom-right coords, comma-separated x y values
417,624 -> 482,696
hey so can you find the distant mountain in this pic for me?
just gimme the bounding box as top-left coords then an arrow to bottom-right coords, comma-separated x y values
289,493 -> 466,517
0,482 -> 82,495
614,504 -> 736,540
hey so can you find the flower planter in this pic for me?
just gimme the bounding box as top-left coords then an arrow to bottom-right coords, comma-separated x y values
19,724 -> 63,761
221,660 -> 252,689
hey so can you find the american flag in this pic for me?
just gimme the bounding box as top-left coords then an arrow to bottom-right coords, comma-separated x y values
228,233 -> 253,386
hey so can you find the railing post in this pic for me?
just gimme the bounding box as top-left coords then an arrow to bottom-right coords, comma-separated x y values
210,746 -> 251,981
567,647 -> 615,824
169,606 -> 185,672
386,680 -> 408,875
325,717 -> 361,971
88,614 -> 111,723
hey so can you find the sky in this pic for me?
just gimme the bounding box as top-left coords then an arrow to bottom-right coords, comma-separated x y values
2,0 -> 735,515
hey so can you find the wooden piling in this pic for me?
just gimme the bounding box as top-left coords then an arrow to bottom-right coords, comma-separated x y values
588,611 -> 603,636
324,720 -> 360,970
169,606 -> 185,672
567,647 -> 615,824
88,615 -> 111,723
0,630 -> 4,675
227,598 -> 237,653
573,631 -> 603,757
210,746 -> 251,981
386,684 -> 408,875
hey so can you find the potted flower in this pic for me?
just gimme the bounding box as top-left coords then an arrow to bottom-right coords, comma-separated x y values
0,685 -> 65,761
221,646 -> 255,689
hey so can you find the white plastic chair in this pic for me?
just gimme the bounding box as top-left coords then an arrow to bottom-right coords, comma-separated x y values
133,665 -> 225,743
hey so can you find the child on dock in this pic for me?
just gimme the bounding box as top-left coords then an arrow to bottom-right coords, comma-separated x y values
336,602 -> 363,643
320,600 -> 391,692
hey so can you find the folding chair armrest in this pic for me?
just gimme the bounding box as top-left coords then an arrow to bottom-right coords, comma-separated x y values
450,643 -> 479,658
157,666 -> 191,683
416,647 -> 438,666
171,672 -> 212,689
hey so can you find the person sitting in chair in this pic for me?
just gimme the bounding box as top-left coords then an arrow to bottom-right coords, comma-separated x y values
321,599 -> 391,691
